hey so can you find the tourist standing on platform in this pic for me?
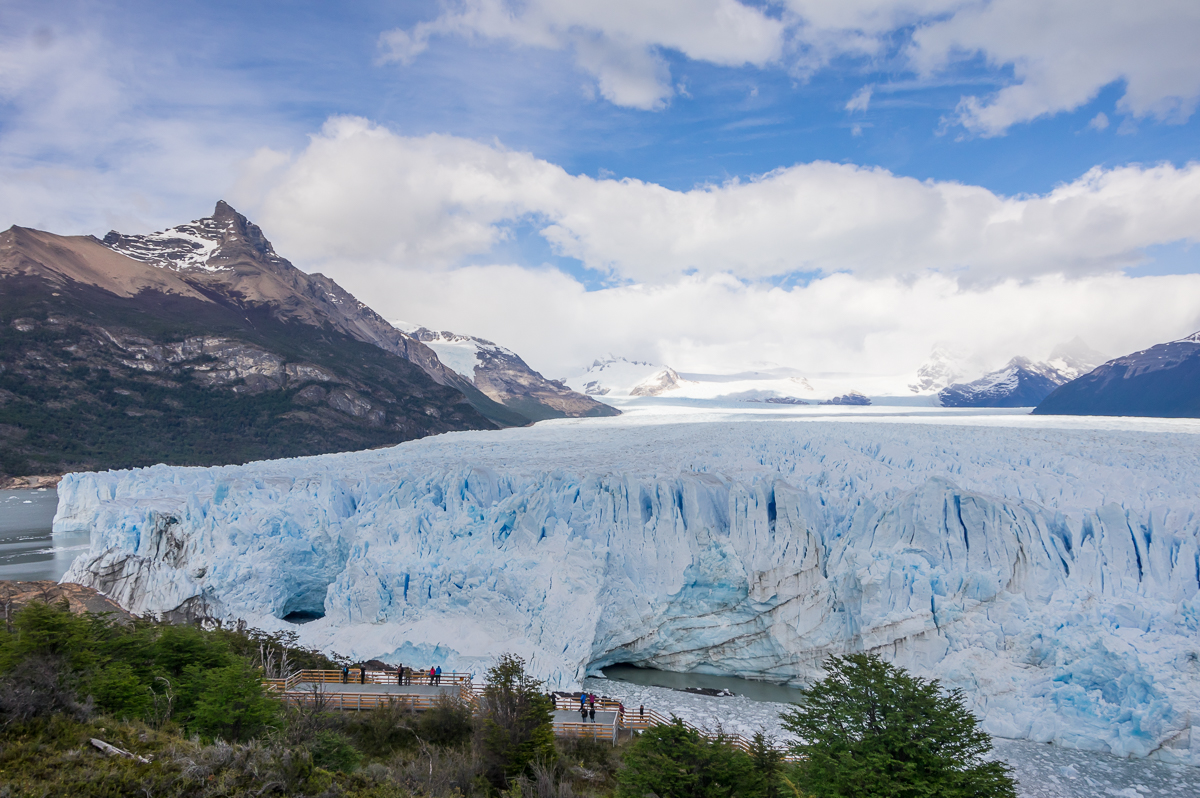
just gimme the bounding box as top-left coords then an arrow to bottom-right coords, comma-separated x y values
580,702 -> 588,723
359,666 -> 366,685
588,703 -> 595,724
435,665 -> 442,685
639,705 -> 644,721
341,664 -> 349,684
396,663 -> 403,685
579,693 -> 586,711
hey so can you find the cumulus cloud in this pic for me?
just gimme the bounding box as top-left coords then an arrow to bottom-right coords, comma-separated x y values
379,0 -> 784,110
382,0 -> 1200,133
908,0 -> 1200,135
250,117 -> 1200,285
237,118 -> 1200,380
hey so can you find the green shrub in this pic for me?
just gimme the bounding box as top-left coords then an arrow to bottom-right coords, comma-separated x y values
344,699 -> 420,757
311,729 -> 363,773
615,718 -> 757,798
88,661 -> 151,720
419,693 -> 475,748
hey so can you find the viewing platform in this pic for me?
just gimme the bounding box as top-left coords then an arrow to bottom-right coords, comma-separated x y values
266,669 -> 778,751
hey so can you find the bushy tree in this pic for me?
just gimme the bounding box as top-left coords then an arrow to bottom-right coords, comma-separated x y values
478,653 -> 555,788
781,654 -> 1016,798
190,659 -> 280,742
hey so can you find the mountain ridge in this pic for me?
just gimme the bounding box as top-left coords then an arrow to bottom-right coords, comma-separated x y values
1034,332 -> 1200,417
0,204 -> 513,477
398,325 -> 618,421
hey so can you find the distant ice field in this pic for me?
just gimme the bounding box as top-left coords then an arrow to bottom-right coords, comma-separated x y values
58,405 -> 1200,763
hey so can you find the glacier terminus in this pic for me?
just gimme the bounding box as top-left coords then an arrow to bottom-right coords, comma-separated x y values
56,409 -> 1200,764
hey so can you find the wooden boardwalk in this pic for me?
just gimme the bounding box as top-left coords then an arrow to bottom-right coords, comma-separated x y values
267,669 -> 787,753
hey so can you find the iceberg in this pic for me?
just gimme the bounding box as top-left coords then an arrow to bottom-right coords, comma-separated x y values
58,415 -> 1200,763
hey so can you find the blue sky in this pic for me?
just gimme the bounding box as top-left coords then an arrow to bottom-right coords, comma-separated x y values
3,0 -> 1200,383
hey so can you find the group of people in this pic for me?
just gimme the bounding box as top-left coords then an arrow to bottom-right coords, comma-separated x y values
394,663 -> 444,685
339,663 -> 445,685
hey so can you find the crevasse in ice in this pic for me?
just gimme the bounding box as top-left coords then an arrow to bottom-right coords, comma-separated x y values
57,418 -> 1200,763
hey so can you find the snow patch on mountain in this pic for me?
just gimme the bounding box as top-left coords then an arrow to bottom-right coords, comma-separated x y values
568,356 -> 664,397
1045,337 -> 1107,381
390,322 -> 506,381
392,324 -> 618,420
102,211 -> 248,272
59,413 -> 1200,762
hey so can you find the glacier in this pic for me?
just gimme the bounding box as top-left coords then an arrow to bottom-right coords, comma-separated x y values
57,410 -> 1200,763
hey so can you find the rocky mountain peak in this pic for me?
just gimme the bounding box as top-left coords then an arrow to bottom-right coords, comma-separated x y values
102,200 -> 282,274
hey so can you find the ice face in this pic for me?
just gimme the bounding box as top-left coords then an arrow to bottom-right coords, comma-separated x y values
57,414 -> 1200,762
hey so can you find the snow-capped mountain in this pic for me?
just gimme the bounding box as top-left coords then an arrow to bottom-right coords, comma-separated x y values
908,345 -> 966,394
1044,336 -> 1108,381
939,357 -> 1072,408
101,203 -> 478,395
1035,331 -> 1200,417
393,325 -> 617,420
0,208 -> 502,478
59,415 -> 1200,761
939,340 -> 1106,408
567,356 -> 670,397
567,357 -> 832,401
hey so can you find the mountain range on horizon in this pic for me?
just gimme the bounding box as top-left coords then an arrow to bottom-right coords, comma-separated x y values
566,340 -> 1114,410
0,201 -> 611,480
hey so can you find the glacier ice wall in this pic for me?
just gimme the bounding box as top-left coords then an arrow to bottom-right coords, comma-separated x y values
58,418 -> 1200,762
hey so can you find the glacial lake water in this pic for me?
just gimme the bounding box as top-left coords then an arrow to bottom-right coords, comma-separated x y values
0,489 -> 87,582
602,664 -> 806,704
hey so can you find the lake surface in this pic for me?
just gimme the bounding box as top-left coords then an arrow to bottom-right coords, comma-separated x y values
601,664 -> 806,704
0,489 -> 87,581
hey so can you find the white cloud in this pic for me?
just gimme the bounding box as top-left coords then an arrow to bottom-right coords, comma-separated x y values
238,118 -> 1200,380
908,0 -> 1200,136
316,259 -> 1200,385
379,0 -> 786,110
249,118 -> 1200,286
0,23 -> 286,235
1088,112 -> 1110,131
382,1 -> 1200,132
845,85 -> 873,113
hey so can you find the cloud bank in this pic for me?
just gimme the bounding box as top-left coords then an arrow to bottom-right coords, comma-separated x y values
240,117 -> 1200,380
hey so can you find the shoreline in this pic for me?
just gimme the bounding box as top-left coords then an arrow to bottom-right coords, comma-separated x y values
0,474 -> 64,490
